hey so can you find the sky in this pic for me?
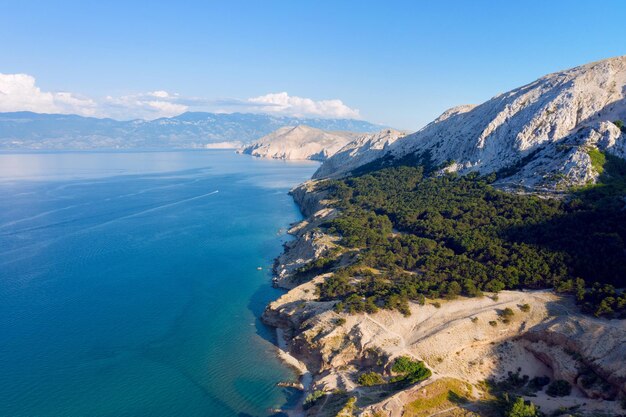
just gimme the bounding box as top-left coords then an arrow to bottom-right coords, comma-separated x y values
1,0 -> 626,130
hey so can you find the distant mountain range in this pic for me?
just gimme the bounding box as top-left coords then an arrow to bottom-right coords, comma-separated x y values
0,111 -> 385,150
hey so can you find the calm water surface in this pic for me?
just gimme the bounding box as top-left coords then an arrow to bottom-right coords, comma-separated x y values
0,150 -> 317,416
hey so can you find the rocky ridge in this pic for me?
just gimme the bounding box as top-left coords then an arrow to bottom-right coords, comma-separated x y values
315,56 -> 626,192
313,129 -> 406,178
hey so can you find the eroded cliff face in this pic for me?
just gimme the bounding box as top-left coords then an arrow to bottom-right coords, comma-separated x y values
315,56 -> 626,192
262,180 -> 626,417
523,315 -> 626,400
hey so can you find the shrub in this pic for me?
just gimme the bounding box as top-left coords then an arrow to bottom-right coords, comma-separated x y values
489,320 -> 498,327
614,120 -> 624,131
546,379 -> 571,397
519,303 -> 531,312
588,148 -> 607,175
446,281 -> 462,299
505,396 -> 539,417
357,371 -> 385,386
432,301 -> 441,309
336,318 -> 346,326
303,390 -> 326,409
390,356 -> 432,385
527,376 -> 550,392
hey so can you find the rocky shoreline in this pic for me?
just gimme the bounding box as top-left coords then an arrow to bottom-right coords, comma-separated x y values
263,181 -> 626,417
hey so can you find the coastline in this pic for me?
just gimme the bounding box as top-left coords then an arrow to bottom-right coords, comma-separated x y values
264,179 -> 626,417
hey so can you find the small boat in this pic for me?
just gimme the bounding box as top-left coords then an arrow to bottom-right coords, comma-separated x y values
256,266 -> 263,270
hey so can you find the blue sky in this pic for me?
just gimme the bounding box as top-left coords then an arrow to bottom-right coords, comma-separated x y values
1,0 -> 626,129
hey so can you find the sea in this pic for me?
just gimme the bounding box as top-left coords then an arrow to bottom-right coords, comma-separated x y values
0,150 -> 318,416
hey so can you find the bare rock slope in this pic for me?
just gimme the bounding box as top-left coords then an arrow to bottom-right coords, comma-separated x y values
315,56 -> 626,191
313,129 -> 406,178
238,125 -> 359,161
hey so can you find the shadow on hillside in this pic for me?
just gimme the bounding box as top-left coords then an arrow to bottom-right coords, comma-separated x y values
501,153 -> 626,289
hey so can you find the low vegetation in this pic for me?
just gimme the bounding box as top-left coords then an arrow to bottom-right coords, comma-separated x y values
303,390 -> 326,409
527,376 -> 550,392
504,396 -> 539,417
390,356 -> 432,386
587,147 -> 606,174
357,371 -> 385,386
403,378 -> 472,417
546,379 -> 572,397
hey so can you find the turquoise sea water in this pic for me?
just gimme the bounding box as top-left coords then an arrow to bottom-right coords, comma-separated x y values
0,150 -> 318,416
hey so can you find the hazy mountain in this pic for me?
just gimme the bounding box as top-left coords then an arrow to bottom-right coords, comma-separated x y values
0,111 -> 385,150
315,56 -> 626,191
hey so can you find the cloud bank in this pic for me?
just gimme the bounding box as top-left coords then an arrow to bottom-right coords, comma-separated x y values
0,74 -> 97,116
102,91 -> 189,120
246,92 -> 360,119
0,73 -> 361,120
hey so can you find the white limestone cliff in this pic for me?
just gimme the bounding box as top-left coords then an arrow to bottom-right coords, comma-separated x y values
238,125 -> 358,161
313,128 -> 406,179
315,56 -> 626,191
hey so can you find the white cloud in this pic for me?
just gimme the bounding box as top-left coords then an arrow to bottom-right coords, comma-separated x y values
149,90 -> 170,98
102,92 -> 188,120
0,73 -> 361,120
0,73 -> 97,116
247,92 -> 360,119
0,73 -> 186,120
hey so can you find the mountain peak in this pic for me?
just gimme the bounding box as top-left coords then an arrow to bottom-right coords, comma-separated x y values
316,56 -> 626,191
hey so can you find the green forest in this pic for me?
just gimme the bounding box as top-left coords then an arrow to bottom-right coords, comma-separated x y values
306,152 -> 626,318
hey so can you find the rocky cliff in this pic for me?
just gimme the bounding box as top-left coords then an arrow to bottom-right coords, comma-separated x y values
315,56 -> 626,191
238,125 -> 359,161
313,129 -> 406,178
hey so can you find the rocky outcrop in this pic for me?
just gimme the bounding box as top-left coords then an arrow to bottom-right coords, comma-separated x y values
273,229 -> 338,289
314,56 -> 626,191
270,181 -> 340,289
289,181 -> 331,218
238,125 -> 358,161
313,129 -> 406,178
523,314 -> 626,399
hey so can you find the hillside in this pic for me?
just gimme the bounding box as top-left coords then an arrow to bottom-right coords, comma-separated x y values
315,56 -> 626,192
262,57 -> 626,417
0,111 -> 384,150
313,129 -> 406,177
238,125 -> 360,161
